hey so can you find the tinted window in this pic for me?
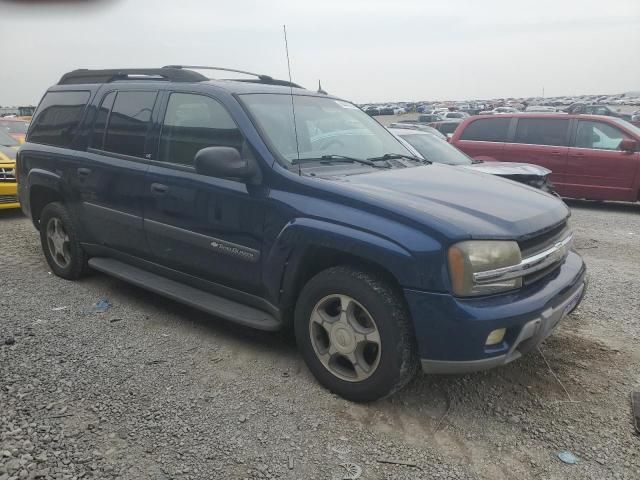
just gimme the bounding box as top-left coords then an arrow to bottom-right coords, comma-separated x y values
513,118 -> 568,146
91,91 -> 116,149
104,91 -> 157,158
28,91 -> 90,147
459,118 -> 510,142
159,93 -> 243,166
575,121 -> 627,150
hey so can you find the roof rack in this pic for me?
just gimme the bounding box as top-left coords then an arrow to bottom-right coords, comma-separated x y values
163,65 -> 303,88
58,68 -> 208,85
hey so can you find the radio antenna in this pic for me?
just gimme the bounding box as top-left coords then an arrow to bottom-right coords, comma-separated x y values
283,25 -> 301,171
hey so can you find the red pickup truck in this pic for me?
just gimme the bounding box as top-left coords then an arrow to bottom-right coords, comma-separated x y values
451,114 -> 640,202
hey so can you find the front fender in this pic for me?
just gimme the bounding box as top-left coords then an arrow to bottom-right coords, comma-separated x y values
264,217 -> 443,308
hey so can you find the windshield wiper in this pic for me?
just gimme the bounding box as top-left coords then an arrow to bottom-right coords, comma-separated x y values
291,155 -> 390,168
368,153 -> 432,164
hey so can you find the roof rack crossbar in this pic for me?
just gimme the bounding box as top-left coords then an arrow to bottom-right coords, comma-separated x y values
58,68 -> 208,85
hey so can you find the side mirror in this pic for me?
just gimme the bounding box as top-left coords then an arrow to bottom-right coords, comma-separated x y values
194,146 -> 259,182
619,138 -> 637,153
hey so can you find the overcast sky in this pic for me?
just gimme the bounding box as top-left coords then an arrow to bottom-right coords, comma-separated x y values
1,0 -> 639,105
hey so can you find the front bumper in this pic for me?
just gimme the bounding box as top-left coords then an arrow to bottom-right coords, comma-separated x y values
404,251 -> 587,374
0,182 -> 20,210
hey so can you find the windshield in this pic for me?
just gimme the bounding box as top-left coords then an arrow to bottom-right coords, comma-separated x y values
241,94 -> 412,164
0,129 -> 19,147
0,120 -> 29,134
397,133 -> 471,165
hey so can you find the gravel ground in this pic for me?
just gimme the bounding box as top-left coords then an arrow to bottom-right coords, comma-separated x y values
1,201 -> 639,480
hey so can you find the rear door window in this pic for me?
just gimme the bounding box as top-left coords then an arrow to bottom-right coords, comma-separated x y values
575,120 -> 627,150
459,118 -> 510,142
104,91 -> 158,158
513,118 -> 569,146
28,90 -> 91,147
158,93 -> 243,166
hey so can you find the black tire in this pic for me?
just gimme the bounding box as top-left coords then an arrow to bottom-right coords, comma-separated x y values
39,202 -> 88,280
294,266 -> 419,402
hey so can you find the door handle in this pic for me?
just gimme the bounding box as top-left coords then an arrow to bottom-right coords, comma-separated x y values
77,167 -> 91,178
551,151 -> 563,156
150,183 -> 169,196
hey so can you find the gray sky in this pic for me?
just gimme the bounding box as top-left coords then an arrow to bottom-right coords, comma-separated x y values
1,0 -> 639,105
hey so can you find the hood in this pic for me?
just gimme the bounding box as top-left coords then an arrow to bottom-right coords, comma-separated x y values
332,164 -> 568,240
462,162 -> 550,177
0,145 -> 17,163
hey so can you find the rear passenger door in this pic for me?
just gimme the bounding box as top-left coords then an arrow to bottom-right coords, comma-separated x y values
79,89 -> 159,257
502,117 -> 570,188
564,119 -> 639,201
454,117 -> 510,161
142,91 -> 267,296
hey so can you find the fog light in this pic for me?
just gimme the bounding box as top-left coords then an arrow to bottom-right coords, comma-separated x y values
485,328 -> 506,346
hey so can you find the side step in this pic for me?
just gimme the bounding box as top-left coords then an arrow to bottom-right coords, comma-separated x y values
88,257 -> 281,331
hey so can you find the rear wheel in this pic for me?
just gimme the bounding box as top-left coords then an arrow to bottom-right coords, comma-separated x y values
295,266 -> 418,402
40,202 -> 88,279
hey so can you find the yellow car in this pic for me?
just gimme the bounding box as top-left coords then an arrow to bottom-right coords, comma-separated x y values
0,129 -> 20,210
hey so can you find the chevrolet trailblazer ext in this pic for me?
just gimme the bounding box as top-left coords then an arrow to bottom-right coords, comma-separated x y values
17,67 -> 586,401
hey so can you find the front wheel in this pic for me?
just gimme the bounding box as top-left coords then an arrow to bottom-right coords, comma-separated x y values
295,266 -> 418,402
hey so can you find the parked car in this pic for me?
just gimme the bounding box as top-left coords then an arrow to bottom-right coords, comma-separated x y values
565,103 -> 632,121
388,122 -> 447,140
418,113 -> 444,123
493,107 -> 520,114
451,113 -> 640,202
0,129 -> 20,209
389,128 -> 554,191
0,118 -> 29,144
18,66 -> 586,402
427,119 -> 464,137
441,111 -> 469,119
364,106 -> 380,116
525,106 -> 558,113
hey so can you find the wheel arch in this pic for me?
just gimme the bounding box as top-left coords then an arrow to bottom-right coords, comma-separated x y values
29,183 -> 64,230
267,218 -> 425,327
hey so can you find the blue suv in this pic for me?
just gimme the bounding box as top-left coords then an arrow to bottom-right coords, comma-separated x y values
17,66 -> 587,401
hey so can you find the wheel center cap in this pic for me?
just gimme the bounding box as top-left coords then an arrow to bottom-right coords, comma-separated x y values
331,325 -> 356,354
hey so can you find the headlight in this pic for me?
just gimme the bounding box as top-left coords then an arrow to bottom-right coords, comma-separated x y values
448,241 -> 522,296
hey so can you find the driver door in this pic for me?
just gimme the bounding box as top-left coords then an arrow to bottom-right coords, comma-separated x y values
142,91 -> 268,295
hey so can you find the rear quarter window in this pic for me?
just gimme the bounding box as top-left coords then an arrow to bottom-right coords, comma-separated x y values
459,117 -> 510,142
28,91 -> 91,147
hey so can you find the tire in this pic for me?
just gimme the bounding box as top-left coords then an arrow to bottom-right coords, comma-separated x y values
39,202 -> 88,280
294,266 -> 419,402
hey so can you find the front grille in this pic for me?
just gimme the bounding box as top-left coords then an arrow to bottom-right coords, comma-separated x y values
0,195 -> 18,204
518,220 -> 570,285
518,221 -> 568,258
0,167 -> 15,182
